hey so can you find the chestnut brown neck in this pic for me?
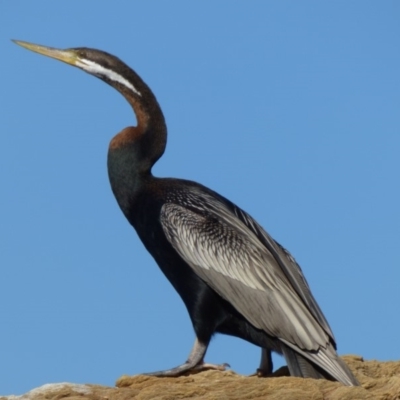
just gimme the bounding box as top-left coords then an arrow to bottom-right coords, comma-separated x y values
103,59 -> 167,213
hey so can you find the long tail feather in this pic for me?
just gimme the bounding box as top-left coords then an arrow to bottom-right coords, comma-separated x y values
281,341 -> 359,386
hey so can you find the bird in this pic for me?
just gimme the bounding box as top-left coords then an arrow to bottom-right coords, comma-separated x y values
13,40 -> 359,386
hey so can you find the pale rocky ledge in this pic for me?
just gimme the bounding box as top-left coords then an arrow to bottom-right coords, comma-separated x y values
2,356 -> 400,400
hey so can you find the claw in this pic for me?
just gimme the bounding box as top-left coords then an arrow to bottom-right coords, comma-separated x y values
141,338 -> 229,377
193,361 -> 230,372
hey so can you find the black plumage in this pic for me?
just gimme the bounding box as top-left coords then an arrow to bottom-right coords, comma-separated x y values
14,40 -> 359,386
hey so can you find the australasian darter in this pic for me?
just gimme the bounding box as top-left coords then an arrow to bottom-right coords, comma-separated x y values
13,40 -> 359,386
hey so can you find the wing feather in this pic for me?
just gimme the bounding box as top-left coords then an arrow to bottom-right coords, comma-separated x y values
232,207 -> 335,340
160,202 -> 328,351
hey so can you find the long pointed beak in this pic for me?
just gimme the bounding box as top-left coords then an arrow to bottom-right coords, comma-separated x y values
12,40 -> 79,66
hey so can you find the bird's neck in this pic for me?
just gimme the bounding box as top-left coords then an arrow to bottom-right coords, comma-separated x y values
107,121 -> 166,215
107,145 -> 146,215
105,62 -> 167,215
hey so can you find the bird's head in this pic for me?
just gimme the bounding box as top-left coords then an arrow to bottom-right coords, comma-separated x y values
13,39 -> 167,183
12,39 -> 167,144
13,40 -> 144,99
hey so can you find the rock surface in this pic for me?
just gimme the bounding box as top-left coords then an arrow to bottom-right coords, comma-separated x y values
2,356 -> 400,400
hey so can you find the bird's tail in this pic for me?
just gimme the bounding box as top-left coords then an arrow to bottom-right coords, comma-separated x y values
281,342 -> 359,386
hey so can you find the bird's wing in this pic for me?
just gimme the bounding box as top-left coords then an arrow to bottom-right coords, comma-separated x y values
160,200 -> 329,351
231,206 -> 335,342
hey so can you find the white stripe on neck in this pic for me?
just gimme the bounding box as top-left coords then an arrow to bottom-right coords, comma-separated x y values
76,58 -> 142,97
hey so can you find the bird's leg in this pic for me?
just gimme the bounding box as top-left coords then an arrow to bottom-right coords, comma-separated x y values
255,348 -> 273,377
143,338 -> 229,377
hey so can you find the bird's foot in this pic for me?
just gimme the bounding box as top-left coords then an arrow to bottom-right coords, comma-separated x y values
250,365 -> 290,378
248,368 -> 272,377
143,361 -> 230,377
192,361 -> 230,373
249,368 -> 271,378
250,348 -> 274,377
143,337 -> 230,377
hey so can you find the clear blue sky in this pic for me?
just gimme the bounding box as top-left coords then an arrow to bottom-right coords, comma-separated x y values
1,1 -> 399,395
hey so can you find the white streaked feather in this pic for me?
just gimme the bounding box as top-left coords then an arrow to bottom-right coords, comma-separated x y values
160,202 -> 328,350
76,58 -> 142,96
188,188 -> 335,340
280,339 -> 356,386
159,190 -> 358,385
